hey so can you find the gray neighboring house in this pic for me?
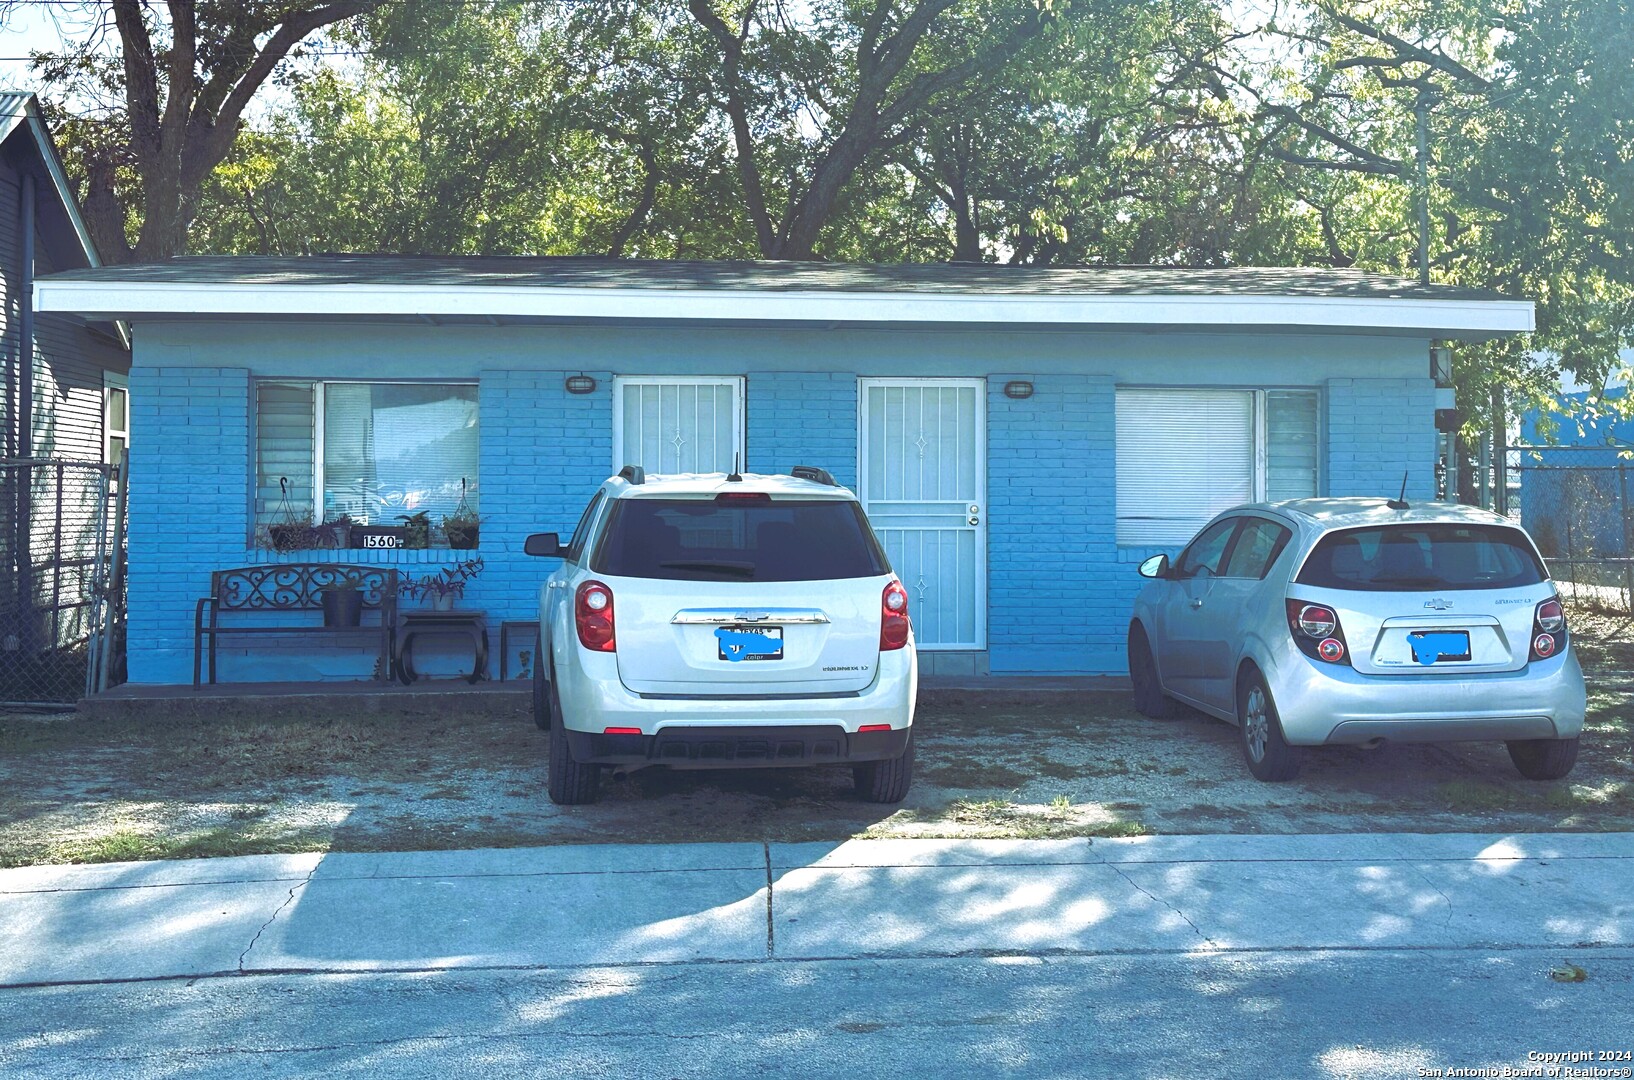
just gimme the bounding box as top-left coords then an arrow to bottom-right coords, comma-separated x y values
2,91 -> 130,700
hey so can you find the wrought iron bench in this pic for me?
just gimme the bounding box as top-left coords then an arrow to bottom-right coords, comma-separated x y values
193,564 -> 399,687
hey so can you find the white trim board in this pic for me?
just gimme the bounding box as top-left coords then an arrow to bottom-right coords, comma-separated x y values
32,279 -> 1536,337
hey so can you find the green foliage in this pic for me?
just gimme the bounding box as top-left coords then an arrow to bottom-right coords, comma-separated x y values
29,0 -> 1627,433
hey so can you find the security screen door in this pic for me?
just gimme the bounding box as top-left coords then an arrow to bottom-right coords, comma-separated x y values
858,378 -> 986,649
612,377 -> 745,474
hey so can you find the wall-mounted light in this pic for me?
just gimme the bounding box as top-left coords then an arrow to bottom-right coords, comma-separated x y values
565,374 -> 598,395
1003,380 -> 1034,400
1430,347 -> 1453,388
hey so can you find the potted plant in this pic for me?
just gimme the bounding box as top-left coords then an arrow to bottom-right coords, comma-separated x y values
268,513 -> 319,553
442,478 -> 480,549
442,506 -> 481,549
267,477 -> 318,552
320,514 -> 357,549
403,558 -> 483,611
399,511 -> 432,549
319,579 -> 364,627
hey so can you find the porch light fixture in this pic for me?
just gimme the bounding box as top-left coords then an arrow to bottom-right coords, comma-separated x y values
1003,380 -> 1034,399
1430,347 -> 1453,388
565,374 -> 598,395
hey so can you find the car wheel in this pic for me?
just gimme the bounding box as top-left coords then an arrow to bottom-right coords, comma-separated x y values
1237,669 -> 1300,782
546,674 -> 601,805
1128,624 -> 1180,719
1507,737 -> 1579,781
854,732 -> 914,804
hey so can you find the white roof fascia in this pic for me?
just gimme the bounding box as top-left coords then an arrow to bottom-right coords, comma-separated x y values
32,279 -> 1537,335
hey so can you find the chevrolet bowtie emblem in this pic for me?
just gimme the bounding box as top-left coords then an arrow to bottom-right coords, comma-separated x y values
1424,598 -> 1454,610
736,611 -> 770,622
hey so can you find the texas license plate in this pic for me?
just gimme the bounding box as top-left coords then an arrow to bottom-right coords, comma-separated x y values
1407,630 -> 1471,665
716,625 -> 784,662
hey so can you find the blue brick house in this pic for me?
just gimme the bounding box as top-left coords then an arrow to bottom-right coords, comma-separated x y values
33,257 -> 1533,684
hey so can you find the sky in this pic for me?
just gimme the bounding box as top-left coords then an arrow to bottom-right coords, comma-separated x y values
0,3 -> 75,92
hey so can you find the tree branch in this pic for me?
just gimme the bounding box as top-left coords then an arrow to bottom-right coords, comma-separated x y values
688,0 -> 777,255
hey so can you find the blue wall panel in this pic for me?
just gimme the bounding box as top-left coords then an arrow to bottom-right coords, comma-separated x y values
123,323 -> 1437,681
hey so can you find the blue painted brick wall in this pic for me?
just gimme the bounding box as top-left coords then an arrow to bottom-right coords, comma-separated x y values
986,373 -> 1123,673
747,371 -> 858,489
126,366 -> 251,683
1327,377 -> 1437,499
468,368 -> 614,678
124,365 -> 1442,683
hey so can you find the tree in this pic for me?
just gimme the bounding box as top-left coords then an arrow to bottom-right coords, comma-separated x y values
1219,0 -> 1634,427
16,0 -> 385,261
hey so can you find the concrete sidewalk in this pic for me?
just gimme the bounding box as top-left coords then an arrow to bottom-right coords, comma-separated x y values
2,833 -> 1630,987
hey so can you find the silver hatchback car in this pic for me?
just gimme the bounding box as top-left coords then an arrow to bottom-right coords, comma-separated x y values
1128,498 -> 1587,782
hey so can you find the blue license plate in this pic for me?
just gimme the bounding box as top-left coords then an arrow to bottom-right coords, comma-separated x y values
716,625 -> 784,662
1407,631 -> 1471,665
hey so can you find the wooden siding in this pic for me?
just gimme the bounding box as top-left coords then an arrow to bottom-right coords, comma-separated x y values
0,156 -> 129,466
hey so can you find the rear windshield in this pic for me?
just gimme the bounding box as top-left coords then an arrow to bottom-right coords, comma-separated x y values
1295,524 -> 1547,592
592,498 -> 891,582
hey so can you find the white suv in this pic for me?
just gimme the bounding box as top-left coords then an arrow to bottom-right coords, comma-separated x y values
525,466 -> 918,805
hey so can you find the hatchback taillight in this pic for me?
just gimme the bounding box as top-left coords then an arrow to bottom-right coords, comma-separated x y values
1529,596 -> 1566,662
881,581 -> 910,651
1286,599 -> 1349,665
576,580 -> 616,651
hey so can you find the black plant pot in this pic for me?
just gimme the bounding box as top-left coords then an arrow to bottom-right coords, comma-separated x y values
446,524 -> 479,550
321,587 -> 364,628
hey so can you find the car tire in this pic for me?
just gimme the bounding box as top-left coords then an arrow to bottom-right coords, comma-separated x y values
532,648 -> 550,731
1128,624 -> 1180,719
546,674 -> 601,805
1507,737 -> 1579,781
1237,668 -> 1300,782
854,732 -> 914,804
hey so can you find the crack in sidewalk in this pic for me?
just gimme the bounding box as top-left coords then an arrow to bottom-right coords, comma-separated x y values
239,863 -> 318,972
1409,864 -> 1456,932
1096,855 -> 1216,948
763,842 -> 775,960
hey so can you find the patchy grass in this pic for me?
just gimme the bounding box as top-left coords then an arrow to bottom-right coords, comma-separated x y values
4,634 -> 1634,868
7,825 -> 335,869
918,759 -> 1033,790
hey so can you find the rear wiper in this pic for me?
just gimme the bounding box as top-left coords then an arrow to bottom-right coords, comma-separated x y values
658,560 -> 756,577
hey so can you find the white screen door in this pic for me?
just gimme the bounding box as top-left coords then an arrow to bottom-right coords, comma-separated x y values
613,377 -> 745,474
859,378 -> 986,650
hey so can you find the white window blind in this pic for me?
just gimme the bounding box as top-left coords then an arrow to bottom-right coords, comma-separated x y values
1116,388 -> 1321,546
1266,390 -> 1321,502
613,377 -> 744,474
1117,389 -> 1255,546
254,382 -> 315,530
252,381 -> 478,535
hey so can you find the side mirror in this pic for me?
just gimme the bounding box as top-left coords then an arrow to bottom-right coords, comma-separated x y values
524,532 -> 564,558
1138,554 -> 1171,580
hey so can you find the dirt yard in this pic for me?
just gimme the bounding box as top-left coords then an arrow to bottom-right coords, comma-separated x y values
3,613 -> 1632,867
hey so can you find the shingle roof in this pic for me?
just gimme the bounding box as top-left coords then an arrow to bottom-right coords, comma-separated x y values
41,254 -> 1514,302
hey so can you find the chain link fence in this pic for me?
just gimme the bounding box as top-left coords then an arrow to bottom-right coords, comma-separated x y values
1,459 -> 125,706
1509,445 -> 1634,617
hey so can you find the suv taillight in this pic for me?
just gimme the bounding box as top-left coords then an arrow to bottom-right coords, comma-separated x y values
576,580 -> 616,651
881,581 -> 910,651
1530,596 -> 1565,662
1286,599 -> 1349,664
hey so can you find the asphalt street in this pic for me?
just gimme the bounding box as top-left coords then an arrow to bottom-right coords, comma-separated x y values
2,833 -> 1631,1078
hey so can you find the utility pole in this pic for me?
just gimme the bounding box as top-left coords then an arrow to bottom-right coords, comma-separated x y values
1414,88 -> 1434,286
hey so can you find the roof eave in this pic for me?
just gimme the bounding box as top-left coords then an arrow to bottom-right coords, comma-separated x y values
31,280 -> 1536,338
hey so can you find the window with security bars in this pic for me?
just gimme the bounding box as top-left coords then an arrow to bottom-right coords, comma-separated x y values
1115,387 -> 1320,546
252,381 -> 479,539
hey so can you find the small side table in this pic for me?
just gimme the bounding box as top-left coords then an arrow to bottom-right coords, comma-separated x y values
396,610 -> 488,685
499,620 -> 541,681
